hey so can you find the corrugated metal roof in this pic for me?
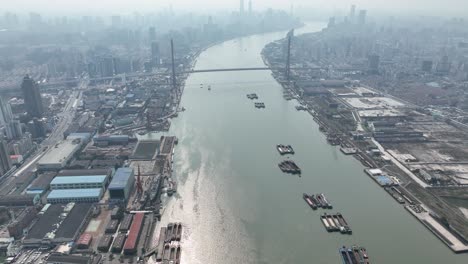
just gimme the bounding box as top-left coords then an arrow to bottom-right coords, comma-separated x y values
108,168 -> 133,189
47,188 -> 102,199
51,175 -> 107,185
58,169 -> 111,177
123,213 -> 144,251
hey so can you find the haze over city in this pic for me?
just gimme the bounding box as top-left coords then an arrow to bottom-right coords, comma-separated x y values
2,0 -> 467,15
0,1 -> 468,264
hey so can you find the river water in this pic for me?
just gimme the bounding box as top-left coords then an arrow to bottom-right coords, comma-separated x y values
158,22 -> 467,264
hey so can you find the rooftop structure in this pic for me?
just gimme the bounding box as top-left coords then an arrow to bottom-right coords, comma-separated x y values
24,203 -> 92,247
50,175 -> 108,189
47,188 -> 103,204
46,254 -> 92,264
57,168 -> 112,177
37,139 -> 82,170
26,172 -> 56,195
123,213 -> 144,254
108,167 -> 135,200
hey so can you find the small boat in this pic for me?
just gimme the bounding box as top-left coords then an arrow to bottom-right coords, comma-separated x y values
359,247 -> 369,259
163,244 -> 171,260
176,246 -> 181,261
176,223 -> 182,241
166,223 -> 174,242
339,247 -> 349,264
170,246 -> 176,260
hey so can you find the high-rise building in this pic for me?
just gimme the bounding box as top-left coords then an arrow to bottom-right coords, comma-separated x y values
0,97 -> 13,126
21,76 -> 44,118
111,15 -> 121,27
148,27 -> 156,41
151,42 -> 160,65
240,0 -> 245,14
368,54 -> 380,74
248,0 -> 253,14
0,138 -> 12,176
350,5 -> 356,20
358,10 -> 367,25
328,17 -> 336,28
422,60 -> 433,72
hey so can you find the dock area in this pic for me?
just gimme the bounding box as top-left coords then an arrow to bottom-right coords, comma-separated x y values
406,205 -> 468,253
340,147 -> 358,155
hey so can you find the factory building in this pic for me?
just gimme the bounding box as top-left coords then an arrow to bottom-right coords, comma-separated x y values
50,175 -> 108,190
26,172 -> 56,195
93,135 -> 129,146
37,139 -> 82,170
108,167 -> 134,201
47,188 -> 103,204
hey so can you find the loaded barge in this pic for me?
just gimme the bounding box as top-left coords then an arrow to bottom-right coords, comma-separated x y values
277,144 -> 295,155
278,160 -> 301,174
303,193 -> 317,210
339,246 -> 370,264
247,93 -> 258,99
254,102 -> 266,108
303,193 -> 332,209
320,213 -> 352,234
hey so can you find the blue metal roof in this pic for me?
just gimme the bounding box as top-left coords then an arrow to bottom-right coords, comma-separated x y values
47,188 -> 102,199
51,175 -> 107,185
108,167 -> 134,189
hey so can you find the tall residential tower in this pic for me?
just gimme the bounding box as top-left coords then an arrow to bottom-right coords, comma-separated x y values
21,75 -> 44,118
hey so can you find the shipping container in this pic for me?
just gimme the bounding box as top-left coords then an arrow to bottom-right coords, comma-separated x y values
112,233 -> 127,253
76,233 -> 92,249
119,213 -> 133,232
105,219 -> 119,234
97,234 -> 113,252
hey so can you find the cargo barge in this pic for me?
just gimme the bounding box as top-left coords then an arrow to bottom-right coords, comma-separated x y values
303,193 -> 317,210
277,144 -> 295,155
278,160 -> 301,174
247,93 -> 258,99
320,213 -> 352,234
254,102 -> 266,108
339,246 -> 370,264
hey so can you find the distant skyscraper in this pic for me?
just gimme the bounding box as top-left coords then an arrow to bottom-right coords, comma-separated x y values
422,60 -> 433,72
368,54 -> 380,74
358,10 -> 367,25
0,138 -> 12,176
151,42 -> 160,65
350,5 -> 356,20
149,27 -> 156,41
21,76 -> 44,118
111,15 -> 121,27
328,17 -> 336,28
240,0 -> 245,14
249,0 -> 253,14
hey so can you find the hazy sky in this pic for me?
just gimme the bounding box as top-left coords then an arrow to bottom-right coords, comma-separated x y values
1,0 -> 466,16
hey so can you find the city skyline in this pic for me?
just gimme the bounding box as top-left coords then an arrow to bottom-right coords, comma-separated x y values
1,0 -> 467,16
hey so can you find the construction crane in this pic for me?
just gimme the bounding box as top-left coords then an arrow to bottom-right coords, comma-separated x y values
136,164 -> 143,194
